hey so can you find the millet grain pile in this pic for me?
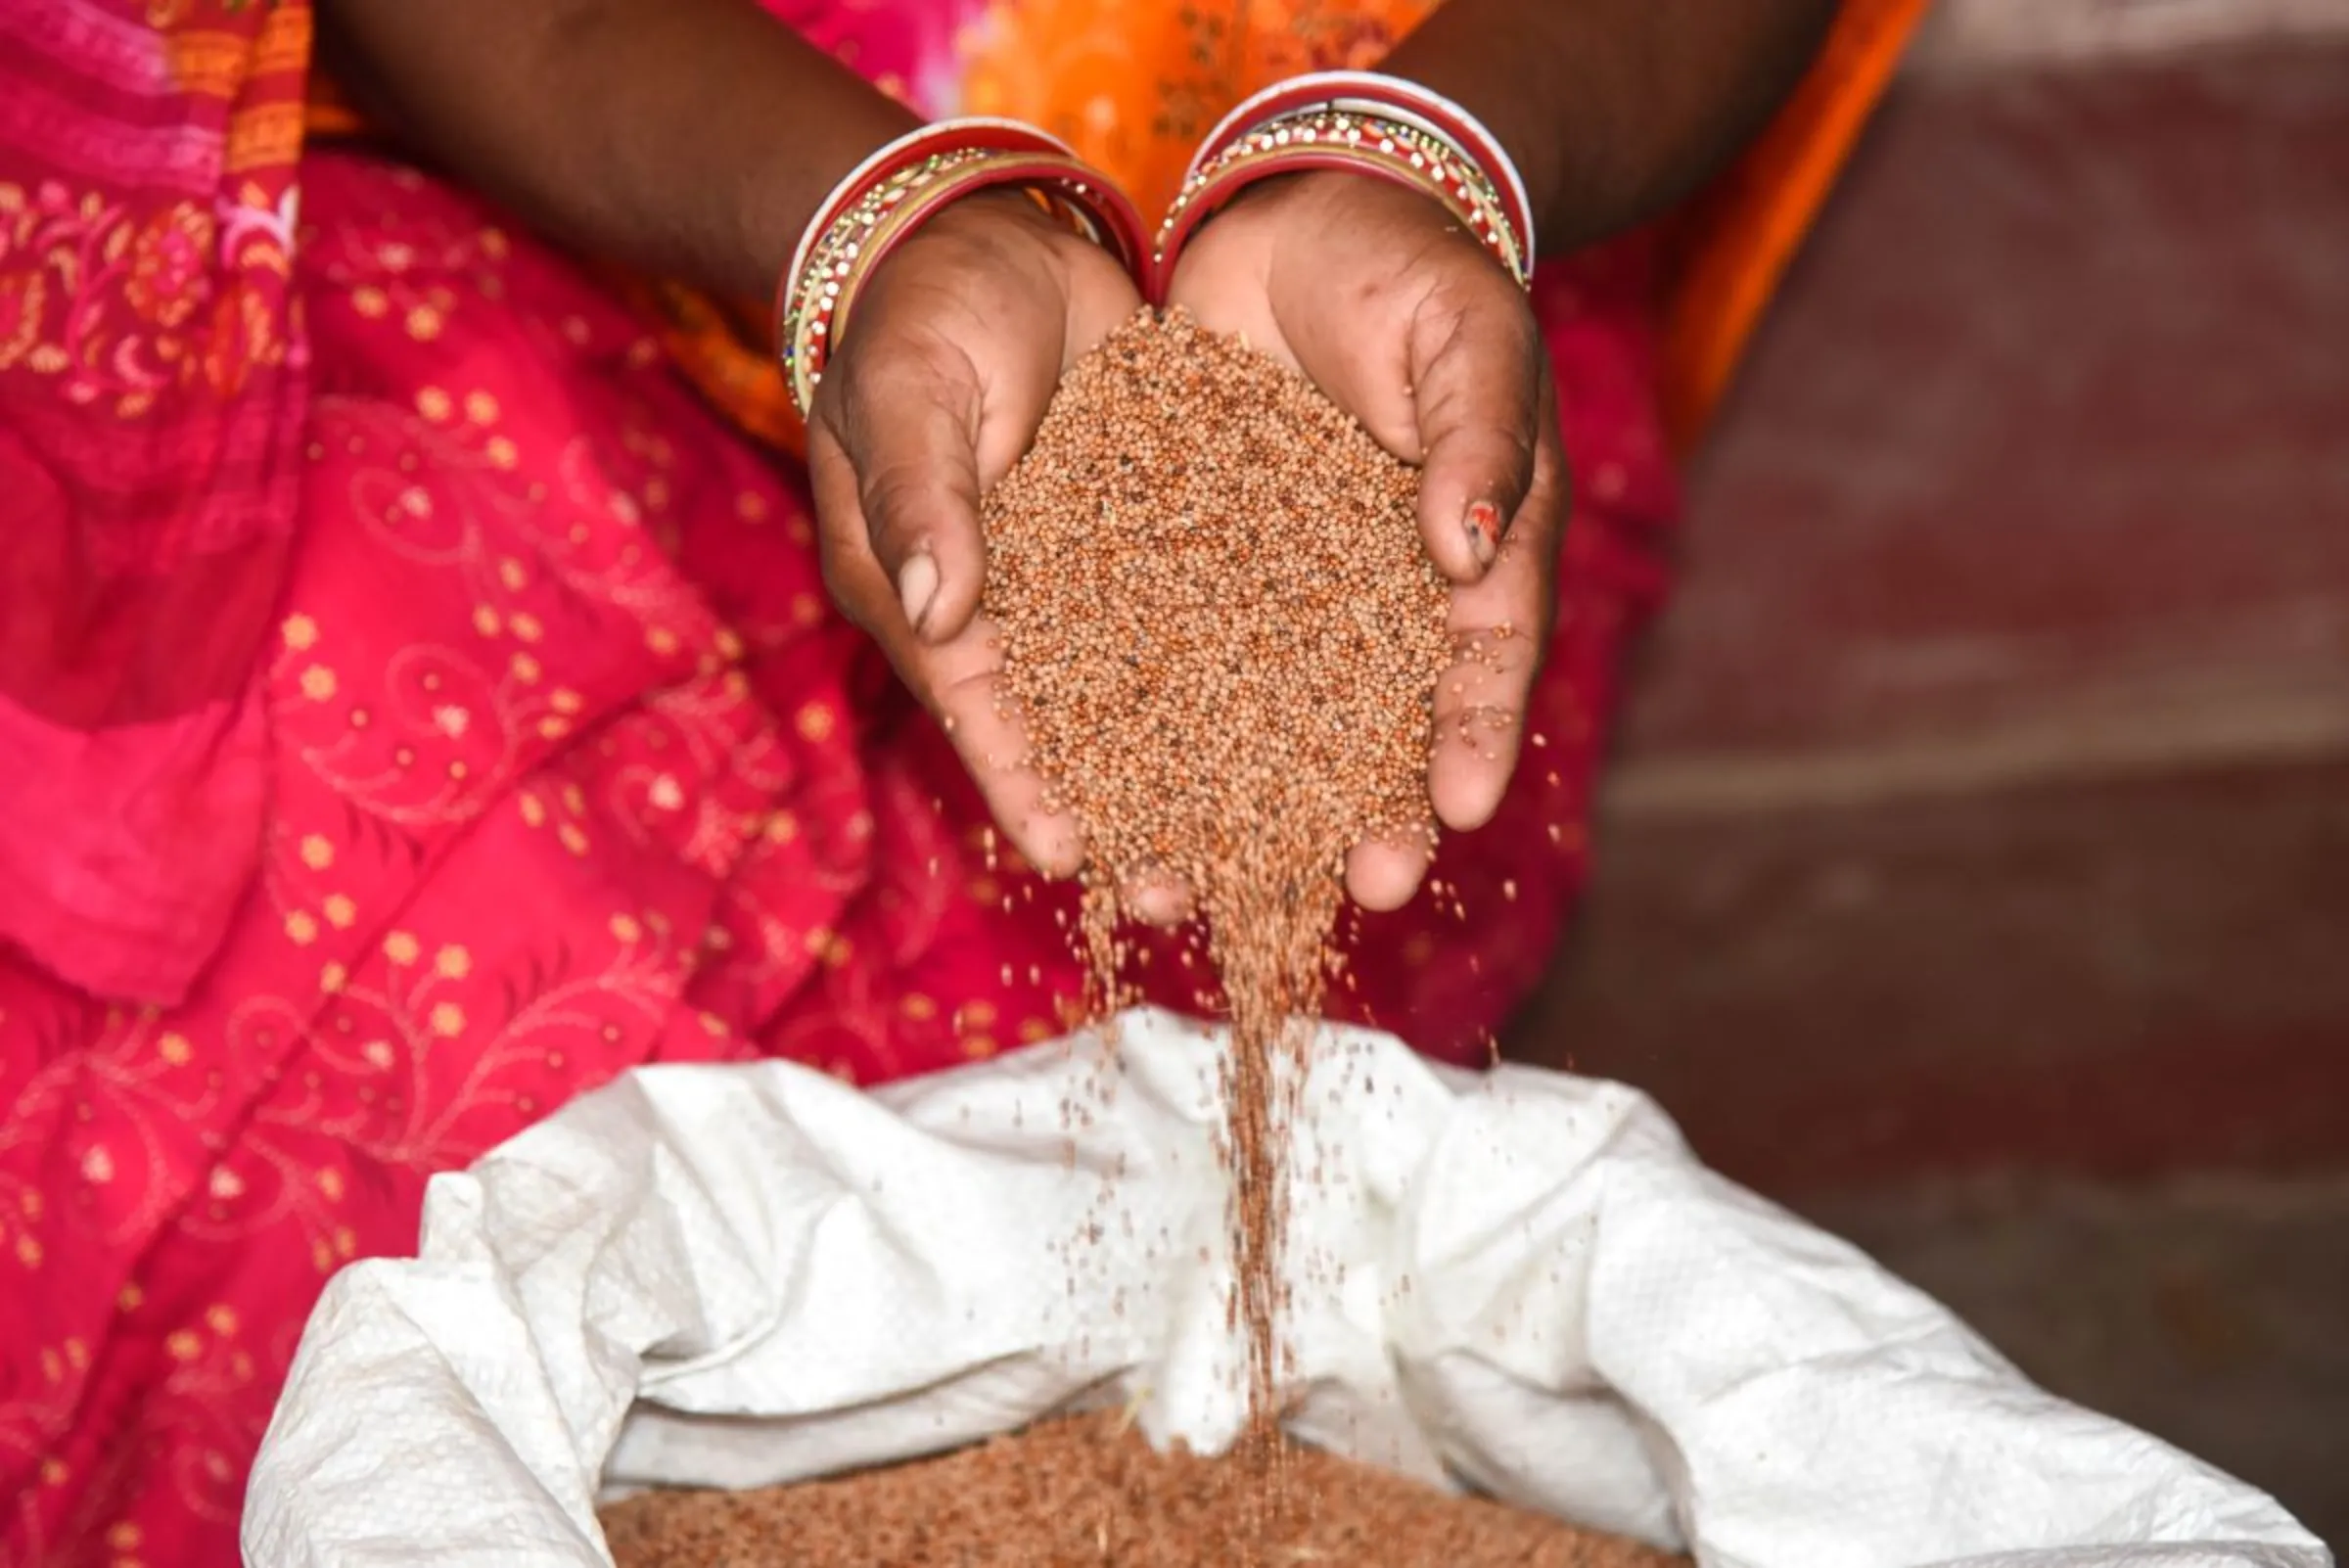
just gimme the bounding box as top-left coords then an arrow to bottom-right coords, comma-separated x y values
599,1412 -> 1682,1568
982,310 -> 1453,1479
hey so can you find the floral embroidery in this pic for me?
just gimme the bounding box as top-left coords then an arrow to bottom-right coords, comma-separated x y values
124,205 -> 215,329
0,269 -> 41,369
0,182 -> 284,416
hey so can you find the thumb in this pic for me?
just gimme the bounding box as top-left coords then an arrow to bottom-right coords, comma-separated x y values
834,366 -> 990,644
1408,299 -> 1544,585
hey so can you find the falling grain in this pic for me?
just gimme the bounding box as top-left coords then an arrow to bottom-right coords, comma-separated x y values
982,309 -> 1454,1543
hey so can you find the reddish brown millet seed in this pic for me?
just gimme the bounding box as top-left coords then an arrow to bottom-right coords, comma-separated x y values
599,1411 -> 1680,1568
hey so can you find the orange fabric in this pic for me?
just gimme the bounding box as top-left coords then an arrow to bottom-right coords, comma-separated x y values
959,0 -> 1441,222
301,77 -> 365,140
1657,0 -> 1933,448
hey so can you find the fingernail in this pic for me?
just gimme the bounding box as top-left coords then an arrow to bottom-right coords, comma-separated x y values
898,551 -> 941,635
1464,501 -> 1500,569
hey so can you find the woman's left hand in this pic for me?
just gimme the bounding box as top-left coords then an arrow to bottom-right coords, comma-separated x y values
1164,170 -> 1568,912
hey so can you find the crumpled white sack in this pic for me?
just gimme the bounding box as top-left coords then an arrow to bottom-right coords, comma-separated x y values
244,1008 -> 2327,1568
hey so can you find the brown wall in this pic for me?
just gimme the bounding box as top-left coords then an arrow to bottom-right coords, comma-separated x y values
1515,44 -> 2349,1194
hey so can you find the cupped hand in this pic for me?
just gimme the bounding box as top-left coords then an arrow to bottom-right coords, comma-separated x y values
807,191 -> 1144,887
1164,171 -> 1569,913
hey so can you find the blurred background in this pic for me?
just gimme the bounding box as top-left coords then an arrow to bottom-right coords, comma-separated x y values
1515,0 -> 2349,1546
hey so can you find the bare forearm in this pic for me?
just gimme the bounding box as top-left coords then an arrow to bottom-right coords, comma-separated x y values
317,0 -> 916,300
1380,0 -> 1839,253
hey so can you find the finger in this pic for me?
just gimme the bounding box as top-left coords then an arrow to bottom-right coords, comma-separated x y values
1345,828 -> 1435,913
834,357 -> 990,645
922,618 -> 1086,880
1120,866 -> 1194,928
1407,293 -> 1543,586
811,426 -> 1084,878
1058,245 -> 1159,368
1427,425 -> 1567,833
807,427 -> 894,641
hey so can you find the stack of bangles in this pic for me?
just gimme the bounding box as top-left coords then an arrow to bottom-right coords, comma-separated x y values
1151,71 -> 1536,300
774,77 -> 1535,421
774,118 -> 1147,419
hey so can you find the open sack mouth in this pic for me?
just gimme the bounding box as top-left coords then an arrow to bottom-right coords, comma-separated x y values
244,1009 -> 2323,1568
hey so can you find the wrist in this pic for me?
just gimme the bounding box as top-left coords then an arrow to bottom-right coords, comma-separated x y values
924,186 -> 1097,262
1368,46 -> 1562,254
1372,0 -> 1845,255
772,120 -> 1145,419
736,99 -> 923,297
1153,78 -> 1533,300
891,188 -> 1098,313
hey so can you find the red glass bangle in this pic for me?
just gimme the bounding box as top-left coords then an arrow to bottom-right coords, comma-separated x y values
1149,111 -> 1527,304
835,155 -> 1148,339
785,118 -> 1079,304
779,143 -> 1146,417
1185,70 -> 1535,274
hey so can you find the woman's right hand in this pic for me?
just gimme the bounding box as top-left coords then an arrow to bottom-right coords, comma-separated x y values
806,192 -> 1145,884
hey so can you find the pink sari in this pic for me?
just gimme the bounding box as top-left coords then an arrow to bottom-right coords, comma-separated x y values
0,0 -> 1683,1560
